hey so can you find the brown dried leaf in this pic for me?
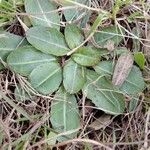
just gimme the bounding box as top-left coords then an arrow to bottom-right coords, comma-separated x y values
112,52 -> 133,86
88,115 -> 111,130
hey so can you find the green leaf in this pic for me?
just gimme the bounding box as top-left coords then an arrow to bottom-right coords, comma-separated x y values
0,32 -> 23,62
93,61 -> 114,77
95,61 -> 145,95
7,46 -> 57,76
50,87 -> 80,141
120,66 -> 145,95
65,24 -> 84,49
83,70 -> 125,115
25,0 -> 60,30
134,52 -> 145,69
93,61 -> 145,95
72,47 -> 100,66
63,59 -> 86,94
26,26 -> 70,56
19,38 -> 30,47
93,26 -> 123,48
29,62 -> 62,95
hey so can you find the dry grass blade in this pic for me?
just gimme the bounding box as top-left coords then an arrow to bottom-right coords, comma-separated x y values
144,29 -> 150,61
0,91 -> 33,121
16,16 -> 29,32
112,52 -> 133,86
53,138 -> 113,150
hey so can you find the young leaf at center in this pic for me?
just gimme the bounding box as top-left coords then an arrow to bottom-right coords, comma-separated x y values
72,46 -> 100,66
63,59 -> 86,94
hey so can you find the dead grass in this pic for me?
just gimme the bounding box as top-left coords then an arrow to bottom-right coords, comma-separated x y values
0,0 -> 150,150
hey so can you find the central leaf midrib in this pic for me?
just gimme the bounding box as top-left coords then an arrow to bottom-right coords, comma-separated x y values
96,88 -> 118,109
0,48 -> 14,51
125,79 -> 140,89
110,91 -> 121,112
63,93 -> 67,131
36,0 -> 51,27
87,75 -> 122,93
86,75 -> 121,109
9,58 -> 55,65
28,34 -> 68,50
95,34 -> 115,44
74,53 -> 97,60
95,66 -> 112,74
35,67 -> 60,88
71,63 -> 78,93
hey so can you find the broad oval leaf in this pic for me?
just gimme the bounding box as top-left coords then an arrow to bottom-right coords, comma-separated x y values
93,26 -> 123,48
112,53 -> 133,86
25,0 -> 60,30
94,61 -> 114,77
50,87 -> 80,141
0,32 -> 23,62
63,59 -> 86,94
26,26 -> 70,56
83,70 -> 125,115
7,46 -> 57,76
120,66 -> 145,95
65,24 -> 84,49
29,62 -> 62,95
72,47 -> 100,66
95,60 -> 145,95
